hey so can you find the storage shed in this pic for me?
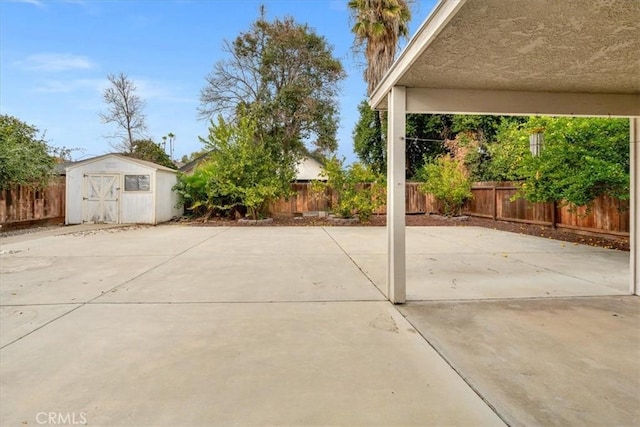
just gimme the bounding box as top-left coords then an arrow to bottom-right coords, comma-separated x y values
65,154 -> 183,225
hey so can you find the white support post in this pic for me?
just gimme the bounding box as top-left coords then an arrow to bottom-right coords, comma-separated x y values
387,86 -> 407,304
631,118 -> 639,296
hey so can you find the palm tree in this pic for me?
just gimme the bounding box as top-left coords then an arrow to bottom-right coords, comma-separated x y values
348,0 -> 412,95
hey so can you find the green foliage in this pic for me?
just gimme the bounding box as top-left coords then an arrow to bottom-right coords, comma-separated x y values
485,120 -> 530,181
200,10 -> 345,159
446,116 -> 526,181
418,155 -> 472,217
352,99 -> 451,179
174,114 -> 295,220
353,100 -> 385,174
451,115 -> 523,142
172,167 -> 222,217
515,117 -> 629,206
129,139 -> 176,169
348,0 -> 412,95
312,157 -> 385,221
0,115 -> 55,189
406,113 -> 452,178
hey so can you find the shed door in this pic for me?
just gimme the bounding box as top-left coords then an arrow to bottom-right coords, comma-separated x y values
83,174 -> 119,224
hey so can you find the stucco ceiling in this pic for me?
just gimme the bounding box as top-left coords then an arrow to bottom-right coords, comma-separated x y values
383,0 -> 640,98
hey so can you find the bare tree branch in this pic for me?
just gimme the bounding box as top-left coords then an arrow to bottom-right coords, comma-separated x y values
99,73 -> 148,153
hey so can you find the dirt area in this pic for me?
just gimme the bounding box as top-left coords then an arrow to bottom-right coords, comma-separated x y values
1,214 -> 627,251
185,213 -> 629,251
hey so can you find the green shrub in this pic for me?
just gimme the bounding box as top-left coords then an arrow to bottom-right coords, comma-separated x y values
0,115 -> 56,189
312,157 -> 385,221
418,155 -> 472,216
173,114 -> 295,220
516,117 -> 629,207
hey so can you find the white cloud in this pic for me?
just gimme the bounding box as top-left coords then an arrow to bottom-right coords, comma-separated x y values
135,79 -> 196,104
7,0 -> 87,7
7,0 -> 45,7
34,78 -> 106,94
17,53 -> 96,72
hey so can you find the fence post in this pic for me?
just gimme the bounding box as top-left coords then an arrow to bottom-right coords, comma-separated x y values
551,200 -> 557,229
492,185 -> 497,221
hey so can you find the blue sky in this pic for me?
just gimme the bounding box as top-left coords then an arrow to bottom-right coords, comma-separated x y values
1,0 -> 436,163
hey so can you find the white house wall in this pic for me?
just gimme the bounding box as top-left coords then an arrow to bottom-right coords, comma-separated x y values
295,158 -> 325,181
155,170 -> 183,223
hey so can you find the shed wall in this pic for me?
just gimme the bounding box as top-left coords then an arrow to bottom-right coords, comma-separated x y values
66,157 -> 156,224
155,170 -> 183,222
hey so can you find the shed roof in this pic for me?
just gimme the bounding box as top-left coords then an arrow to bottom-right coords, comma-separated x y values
178,151 -> 214,174
65,154 -> 178,173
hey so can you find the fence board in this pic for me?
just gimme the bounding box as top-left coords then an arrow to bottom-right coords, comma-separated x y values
0,179 -> 65,227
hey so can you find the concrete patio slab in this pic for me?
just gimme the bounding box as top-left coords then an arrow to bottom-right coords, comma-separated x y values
0,304 -> 79,347
2,226 -> 226,258
351,252 -> 628,300
98,253 -> 384,303
1,302 -> 503,426
508,250 -> 629,291
323,227 -> 629,300
1,255 -> 171,305
184,227 -> 345,256
398,296 -> 640,427
0,224 -> 634,426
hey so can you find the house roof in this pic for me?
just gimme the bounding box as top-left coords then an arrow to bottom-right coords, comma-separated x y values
65,153 -> 178,173
178,151 -> 214,174
371,0 -> 640,117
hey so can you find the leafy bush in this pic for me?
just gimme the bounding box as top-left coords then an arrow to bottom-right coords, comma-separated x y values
418,155 -> 472,216
0,115 -> 55,189
173,114 -> 295,220
312,157 -> 385,221
516,117 -> 629,207
173,165 -> 232,217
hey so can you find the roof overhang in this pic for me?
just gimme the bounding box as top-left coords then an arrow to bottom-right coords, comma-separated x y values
371,0 -> 640,117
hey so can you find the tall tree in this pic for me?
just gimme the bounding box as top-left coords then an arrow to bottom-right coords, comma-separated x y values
199,9 -> 345,159
100,73 -> 147,153
348,0 -> 412,95
349,0 -> 412,176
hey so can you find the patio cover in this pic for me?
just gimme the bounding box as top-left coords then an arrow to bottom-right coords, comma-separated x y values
370,0 -> 640,303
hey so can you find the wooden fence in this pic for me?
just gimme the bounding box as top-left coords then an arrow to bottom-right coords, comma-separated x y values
270,183 -> 435,215
464,182 -> 629,237
0,179 -> 66,230
271,181 -> 629,237
2,179 -> 629,237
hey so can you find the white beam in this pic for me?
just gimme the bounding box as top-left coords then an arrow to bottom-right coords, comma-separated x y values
401,88 -> 640,118
631,117 -> 639,296
387,86 -> 407,304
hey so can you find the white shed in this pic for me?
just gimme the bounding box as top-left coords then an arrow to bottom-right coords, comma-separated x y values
65,154 -> 183,225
